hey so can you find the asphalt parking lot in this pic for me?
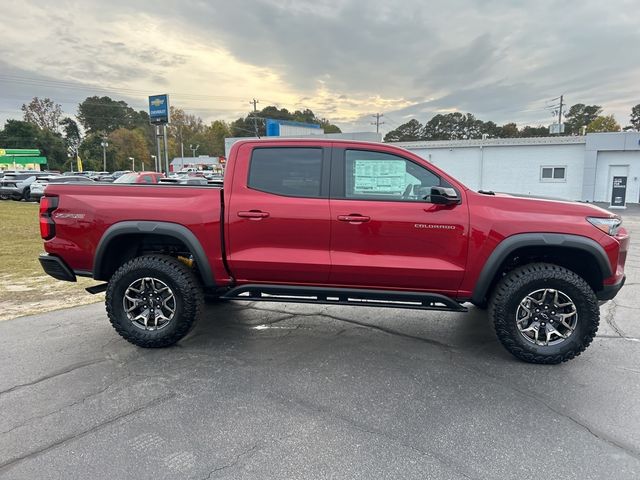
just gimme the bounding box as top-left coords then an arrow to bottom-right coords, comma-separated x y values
1,207 -> 639,480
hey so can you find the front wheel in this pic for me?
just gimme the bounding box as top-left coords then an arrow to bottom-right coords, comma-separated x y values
106,255 -> 204,348
489,263 -> 600,364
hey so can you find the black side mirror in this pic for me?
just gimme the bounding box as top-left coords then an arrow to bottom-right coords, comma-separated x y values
429,186 -> 460,205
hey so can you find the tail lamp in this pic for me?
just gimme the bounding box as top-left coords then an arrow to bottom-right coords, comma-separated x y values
39,196 -> 59,240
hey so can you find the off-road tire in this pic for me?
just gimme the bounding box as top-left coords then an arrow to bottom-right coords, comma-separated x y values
106,254 -> 203,348
489,262 -> 599,364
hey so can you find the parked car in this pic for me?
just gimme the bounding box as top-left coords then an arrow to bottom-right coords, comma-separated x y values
98,170 -> 132,183
113,172 -> 165,184
38,139 -> 629,364
30,175 -> 94,201
0,172 -> 53,201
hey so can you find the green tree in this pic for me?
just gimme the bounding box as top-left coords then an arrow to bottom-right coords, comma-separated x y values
628,104 -> 640,131
586,115 -> 621,133
21,97 -> 62,132
0,119 -> 40,148
384,119 -> 423,142
520,125 -> 549,137
499,123 -> 519,138
77,96 -> 140,134
422,112 -> 484,140
230,105 -> 340,137
108,128 -> 151,170
564,104 -> 602,134
0,119 -> 67,170
60,117 -> 82,154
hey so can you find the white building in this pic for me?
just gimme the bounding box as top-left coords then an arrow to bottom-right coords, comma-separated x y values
393,132 -> 640,206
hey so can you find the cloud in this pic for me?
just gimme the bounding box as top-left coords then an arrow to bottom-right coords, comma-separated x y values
1,0 -> 639,132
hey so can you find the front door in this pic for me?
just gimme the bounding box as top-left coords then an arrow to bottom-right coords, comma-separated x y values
227,145 -> 332,283
329,147 -> 469,295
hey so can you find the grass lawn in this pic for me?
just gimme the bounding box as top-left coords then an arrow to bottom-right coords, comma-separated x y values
0,200 -> 102,321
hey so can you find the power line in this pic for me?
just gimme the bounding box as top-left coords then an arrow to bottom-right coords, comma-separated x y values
371,113 -> 384,133
249,98 -> 259,136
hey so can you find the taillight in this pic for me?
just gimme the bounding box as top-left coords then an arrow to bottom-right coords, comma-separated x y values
39,196 -> 59,240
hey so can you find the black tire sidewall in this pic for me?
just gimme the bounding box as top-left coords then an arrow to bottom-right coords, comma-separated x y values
501,278 -> 595,357
491,264 -> 599,363
106,256 -> 202,347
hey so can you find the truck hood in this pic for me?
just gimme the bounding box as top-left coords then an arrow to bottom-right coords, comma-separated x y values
479,191 -> 618,218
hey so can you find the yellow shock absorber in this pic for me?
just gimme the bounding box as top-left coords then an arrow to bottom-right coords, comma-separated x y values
177,255 -> 194,268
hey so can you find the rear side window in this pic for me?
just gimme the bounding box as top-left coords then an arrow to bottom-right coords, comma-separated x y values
248,148 -> 323,198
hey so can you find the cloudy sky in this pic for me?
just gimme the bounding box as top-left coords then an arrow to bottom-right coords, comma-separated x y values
1,0 -> 638,133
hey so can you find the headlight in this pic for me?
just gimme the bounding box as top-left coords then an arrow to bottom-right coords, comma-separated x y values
587,216 -> 622,236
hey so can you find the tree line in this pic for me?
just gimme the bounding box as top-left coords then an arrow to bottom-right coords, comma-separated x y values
384,104 -> 640,142
0,96 -> 341,171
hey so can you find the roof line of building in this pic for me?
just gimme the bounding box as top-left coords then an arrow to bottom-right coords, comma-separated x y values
391,136 -> 587,149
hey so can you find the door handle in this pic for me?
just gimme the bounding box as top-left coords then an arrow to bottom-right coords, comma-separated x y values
238,210 -> 270,219
337,214 -> 370,223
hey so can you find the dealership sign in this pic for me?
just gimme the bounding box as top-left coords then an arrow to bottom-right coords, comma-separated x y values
149,94 -> 170,124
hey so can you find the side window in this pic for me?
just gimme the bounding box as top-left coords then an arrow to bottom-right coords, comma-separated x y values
142,175 -> 154,183
540,165 -> 566,182
345,150 -> 441,201
249,148 -> 323,198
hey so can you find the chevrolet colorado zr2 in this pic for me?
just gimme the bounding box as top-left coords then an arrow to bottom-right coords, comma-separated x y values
38,139 -> 629,364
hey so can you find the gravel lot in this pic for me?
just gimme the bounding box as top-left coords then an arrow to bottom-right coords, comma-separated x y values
1,205 -> 639,479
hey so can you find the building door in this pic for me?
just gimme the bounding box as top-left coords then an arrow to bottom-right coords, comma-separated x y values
608,165 -> 629,208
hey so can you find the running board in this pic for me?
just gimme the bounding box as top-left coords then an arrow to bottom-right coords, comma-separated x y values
220,284 -> 467,312
85,283 -> 108,294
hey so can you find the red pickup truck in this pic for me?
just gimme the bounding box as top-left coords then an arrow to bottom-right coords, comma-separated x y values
38,139 -> 629,364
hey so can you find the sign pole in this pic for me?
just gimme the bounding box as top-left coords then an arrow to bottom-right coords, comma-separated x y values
155,125 -> 162,173
163,124 -> 170,174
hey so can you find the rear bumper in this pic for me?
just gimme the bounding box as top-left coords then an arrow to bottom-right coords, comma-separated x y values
39,254 -> 77,282
0,186 -> 21,199
597,275 -> 625,302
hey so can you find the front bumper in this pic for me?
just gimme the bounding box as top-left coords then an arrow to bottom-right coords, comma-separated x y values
597,275 -> 626,302
39,254 -> 77,282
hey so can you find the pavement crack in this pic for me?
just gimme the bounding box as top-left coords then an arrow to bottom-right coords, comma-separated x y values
0,358 -> 111,397
0,393 -> 177,473
249,305 -> 456,350
604,300 -> 627,339
200,443 -> 260,479
0,376 -> 126,435
266,393 -> 478,480
456,363 -> 640,462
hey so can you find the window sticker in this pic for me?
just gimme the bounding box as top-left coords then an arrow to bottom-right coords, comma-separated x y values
353,159 -> 406,194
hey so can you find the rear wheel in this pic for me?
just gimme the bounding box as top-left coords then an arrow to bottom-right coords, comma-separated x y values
106,255 -> 203,347
490,263 -> 599,364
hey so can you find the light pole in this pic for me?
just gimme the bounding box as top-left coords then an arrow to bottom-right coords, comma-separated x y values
100,140 -> 108,172
128,157 -> 135,171
189,144 -> 199,157
151,155 -> 157,172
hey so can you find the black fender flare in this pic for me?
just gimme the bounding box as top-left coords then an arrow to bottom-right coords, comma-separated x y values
471,233 -> 612,304
93,221 -> 215,287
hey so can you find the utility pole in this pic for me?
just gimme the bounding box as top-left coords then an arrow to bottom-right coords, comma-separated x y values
371,113 -> 384,133
250,99 -> 259,136
558,94 -> 564,126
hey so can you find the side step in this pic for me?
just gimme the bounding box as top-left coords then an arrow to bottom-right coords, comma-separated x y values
220,284 -> 467,312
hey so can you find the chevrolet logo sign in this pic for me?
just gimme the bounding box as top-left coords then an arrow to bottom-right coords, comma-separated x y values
150,98 -> 165,107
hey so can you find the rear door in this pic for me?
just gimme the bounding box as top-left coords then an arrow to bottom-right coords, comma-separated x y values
329,146 -> 469,294
226,143 -> 332,283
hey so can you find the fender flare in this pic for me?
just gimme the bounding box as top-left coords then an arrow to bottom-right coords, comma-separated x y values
93,221 -> 215,287
471,233 -> 612,304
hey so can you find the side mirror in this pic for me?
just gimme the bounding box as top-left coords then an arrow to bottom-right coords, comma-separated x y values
429,186 -> 460,205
